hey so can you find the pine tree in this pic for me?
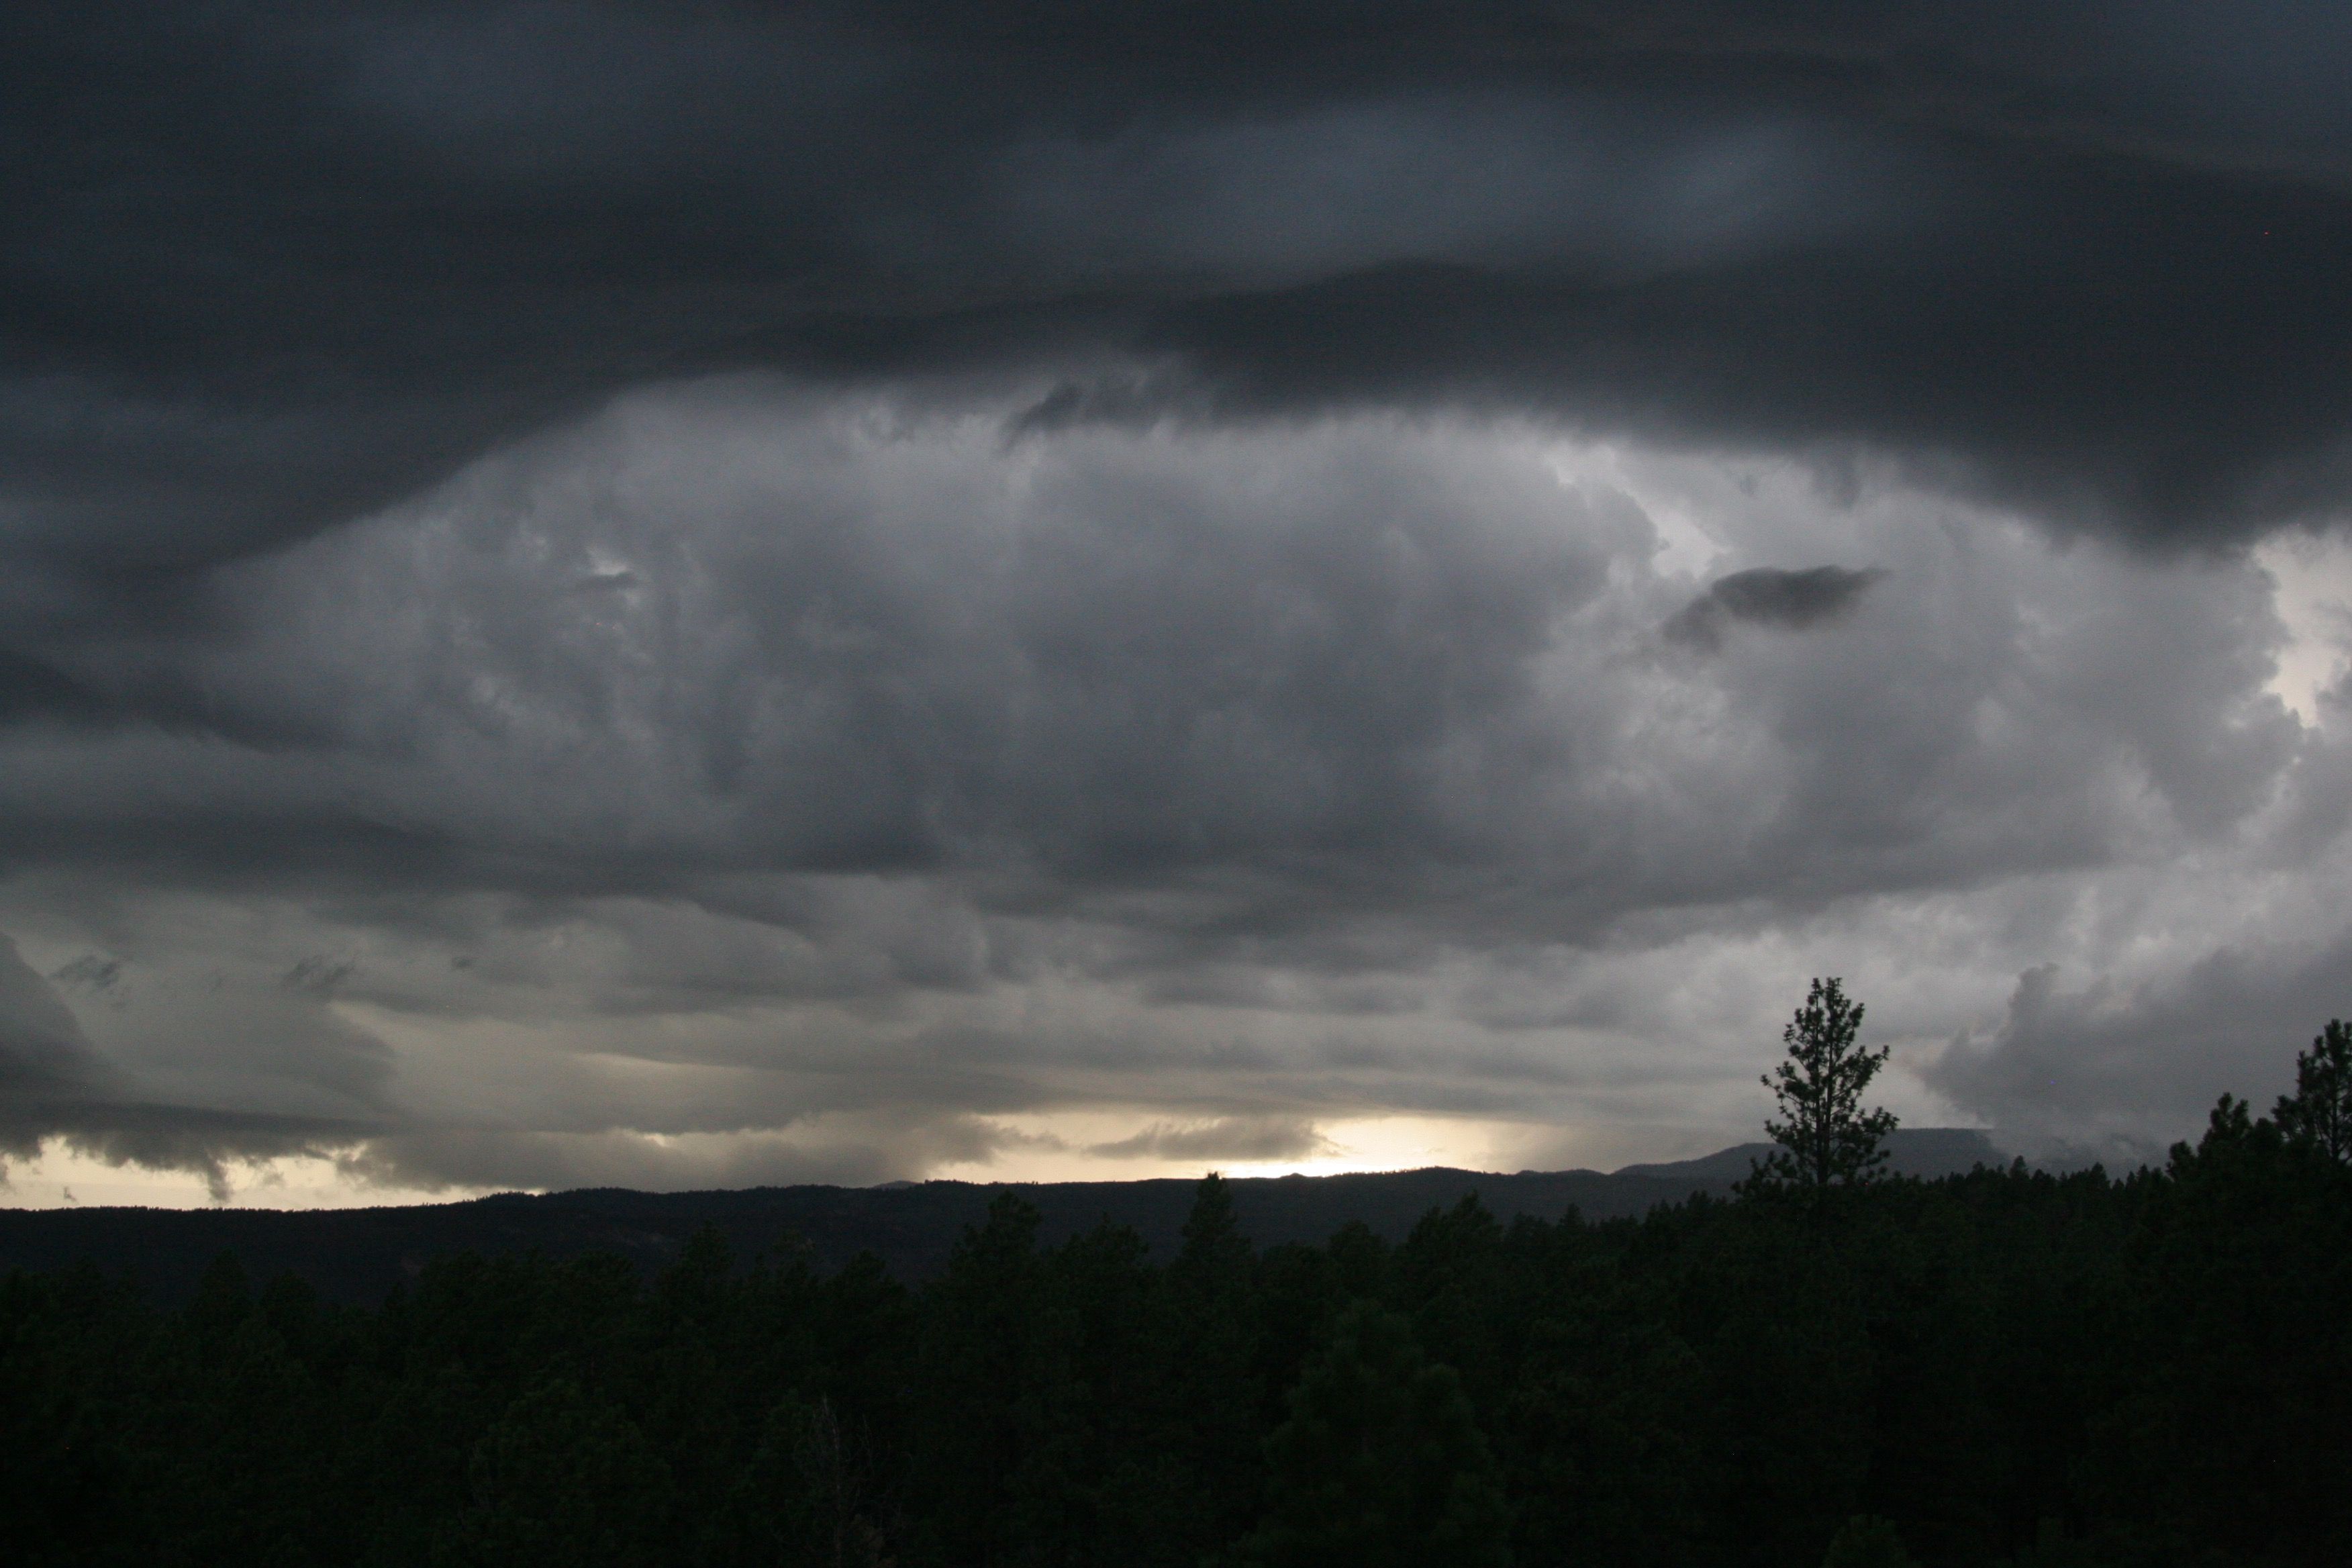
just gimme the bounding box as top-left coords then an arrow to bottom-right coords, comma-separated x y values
1170,1173 -> 1263,1548
449,1379 -> 674,1568
2274,1019 -> 2352,1163
1752,977 -> 1897,1190
1239,1300 -> 1512,1568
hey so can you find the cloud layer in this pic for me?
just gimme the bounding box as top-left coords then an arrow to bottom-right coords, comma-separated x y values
4,383 -> 2347,1191
13,0 -> 2352,601
5,5 -> 2352,1195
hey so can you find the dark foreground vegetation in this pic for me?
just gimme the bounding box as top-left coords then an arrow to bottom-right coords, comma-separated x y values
6,1011 -> 2349,1567
0,1161 -> 1764,1304
2,1114 -> 2345,1567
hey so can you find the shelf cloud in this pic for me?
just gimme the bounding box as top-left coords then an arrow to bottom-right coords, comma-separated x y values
5,3 -> 2351,1197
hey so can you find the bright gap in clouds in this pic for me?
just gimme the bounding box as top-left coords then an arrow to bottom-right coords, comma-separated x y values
0,1113 -> 1733,1206
0,1143 -> 478,1211
2259,532 -> 2352,724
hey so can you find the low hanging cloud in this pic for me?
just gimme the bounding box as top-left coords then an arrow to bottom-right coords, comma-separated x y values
1,932 -> 379,1197
1927,926 -> 2352,1161
1087,1118 -> 1337,1164
0,935 -> 120,1154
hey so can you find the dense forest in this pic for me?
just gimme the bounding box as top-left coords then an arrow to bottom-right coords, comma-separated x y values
6,1018 -> 2350,1567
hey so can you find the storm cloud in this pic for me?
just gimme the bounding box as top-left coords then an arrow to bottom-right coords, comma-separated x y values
13,0 -> 2352,594
4,4 -> 2351,1197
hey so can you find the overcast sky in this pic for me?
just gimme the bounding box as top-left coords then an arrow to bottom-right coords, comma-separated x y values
7,2 -> 2352,1206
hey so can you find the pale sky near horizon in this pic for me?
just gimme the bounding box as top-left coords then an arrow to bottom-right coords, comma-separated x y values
7,3 -> 2352,1208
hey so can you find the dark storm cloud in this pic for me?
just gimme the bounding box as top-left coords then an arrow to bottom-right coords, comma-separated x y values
0,383 -> 2337,1189
9,5 -> 2352,1192
0,384 -> 2306,933
0,936 -> 117,1123
0,649 -> 113,726
1664,565 -> 1886,650
1,934 -> 371,1193
0,401 -> 1632,906
8,0 -> 2352,634
33,389 -> 2253,948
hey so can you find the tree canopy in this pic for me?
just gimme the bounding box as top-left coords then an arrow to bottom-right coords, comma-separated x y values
2276,1018 -> 2352,1163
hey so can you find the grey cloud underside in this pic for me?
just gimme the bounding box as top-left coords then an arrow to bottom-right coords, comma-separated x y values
1086,1118 -> 1336,1163
0,935 -> 118,1118
2,398 -> 2296,924
1,934 -> 373,1196
0,389 -> 2338,1188
8,3 -> 2352,1190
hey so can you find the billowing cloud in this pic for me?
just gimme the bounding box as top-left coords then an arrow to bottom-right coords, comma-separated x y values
5,6 -> 2352,1199
1927,926 -> 2352,1161
1,382 -> 2344,1194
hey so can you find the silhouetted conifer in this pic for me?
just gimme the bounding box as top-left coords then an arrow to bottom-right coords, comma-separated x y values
2276,1018 -> 2352,1162
1750,978 -> 1898,1191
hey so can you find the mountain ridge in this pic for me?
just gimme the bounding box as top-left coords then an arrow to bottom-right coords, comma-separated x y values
0,1128 -> 2024,1303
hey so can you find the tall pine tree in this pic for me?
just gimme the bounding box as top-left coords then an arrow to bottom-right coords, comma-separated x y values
1751,977 -> 1897,1191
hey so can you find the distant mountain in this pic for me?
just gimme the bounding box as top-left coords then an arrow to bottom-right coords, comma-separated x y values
0,1130 -> 2018,1304
1616,1127 -> 2011,1184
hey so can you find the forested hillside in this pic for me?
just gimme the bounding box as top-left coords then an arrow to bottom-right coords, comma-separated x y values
0,1163 -> 1721,1304
0,1129 -> 2008,1304
6,1101 -> 2347,1567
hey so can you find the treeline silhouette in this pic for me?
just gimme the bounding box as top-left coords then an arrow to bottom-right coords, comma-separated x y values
5,1099 -> 2349,1567
0,1163 -> 1775,1304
